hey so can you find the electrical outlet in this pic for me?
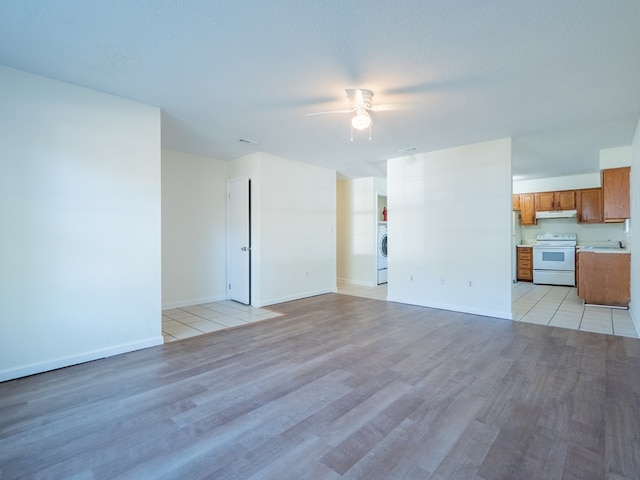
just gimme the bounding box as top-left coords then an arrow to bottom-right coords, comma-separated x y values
468,281 -> 473,287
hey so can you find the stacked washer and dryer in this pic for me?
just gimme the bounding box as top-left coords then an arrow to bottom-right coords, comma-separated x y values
377,224 -> 388,284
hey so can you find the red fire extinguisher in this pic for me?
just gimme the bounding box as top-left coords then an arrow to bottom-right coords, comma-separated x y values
382,207 -> 387,221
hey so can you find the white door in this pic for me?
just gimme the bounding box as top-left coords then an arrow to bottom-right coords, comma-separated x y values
228,177 -> 251,304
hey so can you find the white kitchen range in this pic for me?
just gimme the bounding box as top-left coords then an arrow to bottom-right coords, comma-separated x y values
533,233 -> 577,286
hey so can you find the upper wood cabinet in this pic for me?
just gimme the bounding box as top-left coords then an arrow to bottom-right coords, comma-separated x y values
512,194 -> 521,211
576,188 -> 603,224
519,193 -> 536,225
602,167 -> 630,223
515,169 -> 629,225
535,192 -> 555,211
556,190 -> 577,210
535,190 -> 576,211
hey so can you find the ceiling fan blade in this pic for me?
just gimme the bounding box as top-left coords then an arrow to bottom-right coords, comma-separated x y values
369,102 -> 419,112
306,108 -> 354,117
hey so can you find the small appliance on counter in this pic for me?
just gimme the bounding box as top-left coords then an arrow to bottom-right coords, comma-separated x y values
533,233 -> 577,286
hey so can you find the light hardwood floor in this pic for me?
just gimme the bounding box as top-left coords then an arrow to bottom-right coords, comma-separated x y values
2,293 -> 640,479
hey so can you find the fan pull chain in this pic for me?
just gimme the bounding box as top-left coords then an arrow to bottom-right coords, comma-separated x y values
350,124 -> 372,141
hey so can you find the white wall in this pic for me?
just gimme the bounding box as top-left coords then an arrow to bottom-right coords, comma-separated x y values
375,177 -> 388,208
630,119 -> 639,332
600,145 -> 632,169
387,138 -> 513,319
337,177 -> 378,286
161,149 -> 228,308
0,67 -> 162,381
259,154 -> 337,306
229,153 -> 337,307
513,173 -> 600,194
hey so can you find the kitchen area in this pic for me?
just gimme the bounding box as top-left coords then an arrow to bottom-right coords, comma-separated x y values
512,160 -> 634,336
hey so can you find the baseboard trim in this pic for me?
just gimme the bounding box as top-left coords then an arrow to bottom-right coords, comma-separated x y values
386,296 -> 511,320
337,278 -> 377,287
162,294 -> 227,310
0,336 -> 164,383
256,288 -> 337,308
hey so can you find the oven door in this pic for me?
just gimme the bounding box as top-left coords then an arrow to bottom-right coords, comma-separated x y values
533,246 -> 576,286
533,246 -> 575,271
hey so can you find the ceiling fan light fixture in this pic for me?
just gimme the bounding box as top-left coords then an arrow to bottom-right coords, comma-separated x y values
351,109 -> 371,131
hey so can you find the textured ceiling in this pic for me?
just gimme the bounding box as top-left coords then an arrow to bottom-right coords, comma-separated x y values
1,1 -> 639,179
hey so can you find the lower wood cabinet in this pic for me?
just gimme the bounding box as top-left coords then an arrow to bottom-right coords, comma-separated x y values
517,246 -> 533,282
577,252 -> 630,307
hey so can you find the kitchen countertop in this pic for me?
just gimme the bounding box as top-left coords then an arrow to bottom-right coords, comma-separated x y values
516,243 -> 631,253
577,245 -> 630,254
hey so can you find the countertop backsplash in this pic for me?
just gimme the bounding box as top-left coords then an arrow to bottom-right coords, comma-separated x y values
517,218 -> 628,246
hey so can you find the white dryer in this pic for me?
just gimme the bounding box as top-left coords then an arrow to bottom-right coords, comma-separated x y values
377,224 -> 387,284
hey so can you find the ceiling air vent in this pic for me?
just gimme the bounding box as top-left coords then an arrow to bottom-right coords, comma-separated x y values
237,138 -> 260,145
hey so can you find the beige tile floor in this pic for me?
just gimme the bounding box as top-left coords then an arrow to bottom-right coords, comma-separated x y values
336,280 -> 388,301
512,282 -> 637,338
338,280 -> 638,339
162,300 -> 283,343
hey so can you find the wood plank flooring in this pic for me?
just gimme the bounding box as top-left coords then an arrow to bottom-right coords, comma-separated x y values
1,293 -> 640,479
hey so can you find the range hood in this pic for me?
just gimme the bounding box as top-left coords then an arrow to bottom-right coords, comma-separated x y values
535,209 -> 577,219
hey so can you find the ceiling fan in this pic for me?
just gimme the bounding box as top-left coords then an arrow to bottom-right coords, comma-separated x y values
306,88 -> 417,140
